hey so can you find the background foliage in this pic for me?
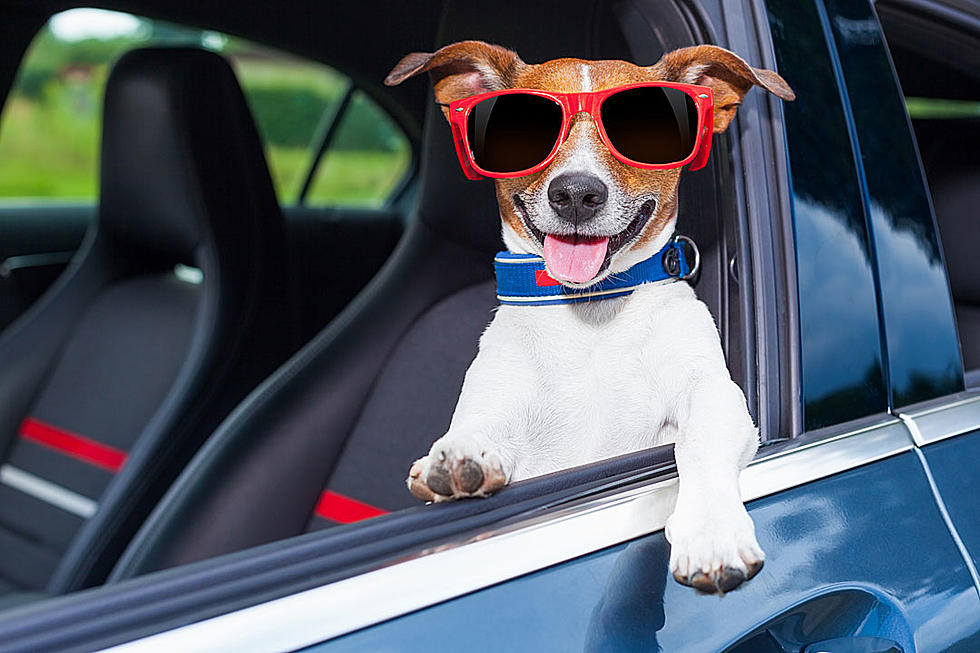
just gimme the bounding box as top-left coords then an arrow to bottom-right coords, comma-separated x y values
0,16 -> 410,205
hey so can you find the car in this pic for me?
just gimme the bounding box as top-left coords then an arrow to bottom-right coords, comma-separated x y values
0,0 -> 977,651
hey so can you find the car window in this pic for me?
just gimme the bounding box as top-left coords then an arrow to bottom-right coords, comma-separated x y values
0,8 -> 411,208
303,89 -> 411,206
766,0 -> 888,430
878,4 -> 980,387
821,0 -> 962,409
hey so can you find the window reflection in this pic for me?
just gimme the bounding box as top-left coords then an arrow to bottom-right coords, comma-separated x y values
767,0 -> 887,429
824,0 -> 964,406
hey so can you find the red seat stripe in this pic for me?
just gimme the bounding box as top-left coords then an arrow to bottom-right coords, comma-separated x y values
315,490 -> 388,524
19,417 -> 127,473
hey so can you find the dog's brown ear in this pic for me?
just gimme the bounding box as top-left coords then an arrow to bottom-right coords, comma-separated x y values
385,40 -> 524,109
653,45 -> 795,133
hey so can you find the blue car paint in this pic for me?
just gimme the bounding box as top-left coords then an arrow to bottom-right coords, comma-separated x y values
316,453 -> 980,652
918,430 -> 980,573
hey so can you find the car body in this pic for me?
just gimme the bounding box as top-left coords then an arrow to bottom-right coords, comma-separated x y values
0,0 -> 977,651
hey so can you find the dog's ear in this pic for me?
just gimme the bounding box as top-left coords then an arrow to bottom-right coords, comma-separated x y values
653,45 -> 795,133
385,40 -> 524,109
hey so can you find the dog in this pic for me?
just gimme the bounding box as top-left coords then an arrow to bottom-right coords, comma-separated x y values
385,41 -> 794,594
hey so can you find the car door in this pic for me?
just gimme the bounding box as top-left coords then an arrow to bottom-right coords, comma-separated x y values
875,0 -> 980,593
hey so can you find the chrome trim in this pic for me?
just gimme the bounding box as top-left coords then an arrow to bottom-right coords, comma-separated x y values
102,417 -> 913,653
0,251 -> 74,278
897,391 -> 980,446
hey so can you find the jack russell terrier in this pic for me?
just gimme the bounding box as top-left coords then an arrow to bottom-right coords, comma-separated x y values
385,41 -> 794,594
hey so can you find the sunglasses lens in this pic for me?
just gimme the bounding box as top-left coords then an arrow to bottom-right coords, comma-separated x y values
466,94 -> 563,173
600,87 -> 699,165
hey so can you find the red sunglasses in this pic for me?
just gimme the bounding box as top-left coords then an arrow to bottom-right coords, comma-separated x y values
445,82 -> 714,180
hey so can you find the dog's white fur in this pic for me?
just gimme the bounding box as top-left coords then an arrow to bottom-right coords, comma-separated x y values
414,214 -> 764,590
389,41 -> 794,593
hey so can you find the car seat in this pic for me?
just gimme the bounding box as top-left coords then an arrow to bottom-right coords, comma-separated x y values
0,47 -> 291,601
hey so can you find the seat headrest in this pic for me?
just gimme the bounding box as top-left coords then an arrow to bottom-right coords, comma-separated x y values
416,101 -> 501,256
99,47 -> 279,261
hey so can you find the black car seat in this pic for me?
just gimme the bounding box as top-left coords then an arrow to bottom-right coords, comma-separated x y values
0,47 -> 291,600
111,1 -> 730,576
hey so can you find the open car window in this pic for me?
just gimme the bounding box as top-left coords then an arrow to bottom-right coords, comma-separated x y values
0,8 -> 411,208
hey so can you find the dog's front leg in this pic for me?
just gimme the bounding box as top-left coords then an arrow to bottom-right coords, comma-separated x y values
407,324 -> 532,503
665,374 -> 764,594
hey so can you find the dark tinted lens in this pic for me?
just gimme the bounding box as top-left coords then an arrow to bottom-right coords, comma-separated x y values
467,94 -> 563,173
600,87 -> 698,164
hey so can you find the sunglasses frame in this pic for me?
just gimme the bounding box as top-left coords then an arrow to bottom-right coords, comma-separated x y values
446,82 -> 714,180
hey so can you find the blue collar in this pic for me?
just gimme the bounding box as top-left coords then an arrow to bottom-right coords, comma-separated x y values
495,236 -> 694,306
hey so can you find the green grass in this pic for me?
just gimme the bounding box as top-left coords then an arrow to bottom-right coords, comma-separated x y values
0,23 -> 411,206
308,148 -> 410,206
0,94 -> 101,198
906,97 -> 980,120
0,86 -> 409,206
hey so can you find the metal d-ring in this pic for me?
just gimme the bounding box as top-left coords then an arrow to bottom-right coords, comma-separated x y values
672,234 -> 700,281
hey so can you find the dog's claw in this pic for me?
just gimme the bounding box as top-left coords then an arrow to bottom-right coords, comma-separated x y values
675,562 -> 760,594
718,567 -> 747,593
666,504 -> 764,595
408,461 -> 436,502
689,571 -> 715,593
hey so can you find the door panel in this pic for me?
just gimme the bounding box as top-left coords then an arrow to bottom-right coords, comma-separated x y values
918,429 -> 980,572
318,453 -> 980,652
0,203 -> 403,342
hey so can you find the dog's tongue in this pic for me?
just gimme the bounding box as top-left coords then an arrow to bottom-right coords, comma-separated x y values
543,234 -> 610,284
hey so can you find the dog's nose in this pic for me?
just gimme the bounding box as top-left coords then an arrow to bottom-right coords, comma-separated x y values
547,173 -> 607,225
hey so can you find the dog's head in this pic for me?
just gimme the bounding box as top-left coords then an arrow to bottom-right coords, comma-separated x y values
386,41 -> 793,287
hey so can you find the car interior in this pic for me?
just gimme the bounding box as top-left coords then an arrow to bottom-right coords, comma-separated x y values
0,44 -> 299,605
878,3 -> 980,387
7,0 -> 966,631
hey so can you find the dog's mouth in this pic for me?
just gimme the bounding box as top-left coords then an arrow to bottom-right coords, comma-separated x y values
513,196 -> 655,285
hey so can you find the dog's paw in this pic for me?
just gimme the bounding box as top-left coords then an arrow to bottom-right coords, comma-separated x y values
407,439 -> 507,503
665,503 -> 764,594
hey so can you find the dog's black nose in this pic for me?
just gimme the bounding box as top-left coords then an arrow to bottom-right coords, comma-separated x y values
548,173 -> 607,225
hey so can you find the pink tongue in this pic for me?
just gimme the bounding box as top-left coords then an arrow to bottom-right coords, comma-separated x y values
543,234 -> 610,284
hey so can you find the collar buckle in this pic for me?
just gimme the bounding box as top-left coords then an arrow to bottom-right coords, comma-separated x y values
671,234 -> 701,281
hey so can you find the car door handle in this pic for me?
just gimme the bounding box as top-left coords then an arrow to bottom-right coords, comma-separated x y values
803,636 -> 903,653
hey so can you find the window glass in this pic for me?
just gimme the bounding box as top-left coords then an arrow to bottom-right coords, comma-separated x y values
880,8 -> 980,384
304,90 -> 411,207
822,0 -> 963,407
766,0 -> 888,430
0,10 -> 149,199
0,9 -> 409,207
229,45 -> 348,203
